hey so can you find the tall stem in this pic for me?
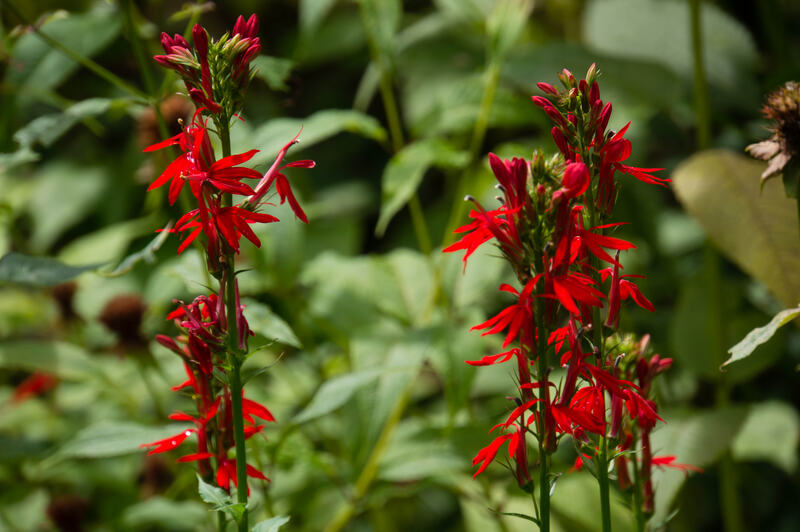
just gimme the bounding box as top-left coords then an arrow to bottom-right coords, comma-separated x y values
690,0 -> 711,150
442,61 -> 502,246
535,336 -> 550,532
218,119 -> 249,532
597,436 -> 612,532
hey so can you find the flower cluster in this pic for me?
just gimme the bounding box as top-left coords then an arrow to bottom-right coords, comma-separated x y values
140,15 -> 313,501
446,64 -> 687,523
155,15 -> 261,116
144,296 -> 272,490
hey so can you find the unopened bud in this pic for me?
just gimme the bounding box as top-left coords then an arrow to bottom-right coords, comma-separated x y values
585,62 -> 598,86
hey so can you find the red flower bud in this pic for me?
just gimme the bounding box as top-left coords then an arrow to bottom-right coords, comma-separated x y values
192,24 -> 208,59
562,162 -> 589,198
537,82 -> 559,95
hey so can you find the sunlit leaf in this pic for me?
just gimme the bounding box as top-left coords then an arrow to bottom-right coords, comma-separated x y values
486,0 -> 533,62
583,0 -> 757,104
0,252 -> 98,286
293,368 -> 384,423
672,150 -> 800,308
245,109 -> 387,169
252,516 -> 291,532
299,0 -> 340,35
0,147 -> 40,172
724,305 -> 800,368
58,217 -> 158,265
376,139 -> 469,236
731,401 -> 800,473
243,299 -> 302,348
101,223 -> 172,277
51,422 -> 190,460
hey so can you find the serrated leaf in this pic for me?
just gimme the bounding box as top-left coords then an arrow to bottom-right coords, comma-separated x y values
731,400 -> 800,473
243,299 -> 302,348
245,110 -> 387,169
0,340 -> 96,379
0,252 -> 98,286
252,516 -> 291,532
724,305 -> 800,367
197,474 -> 238,515
52,422 -> 190,460
376,139 -> 470,236
672,150 -> 800,308
251,56 -> 294,91
294,368 -> 384,423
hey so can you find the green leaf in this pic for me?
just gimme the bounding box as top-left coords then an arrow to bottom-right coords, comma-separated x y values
731,400 -> 800,473
51,422 -> 190,460
13,98 -> 119,148
121,498 -> 206,530
57,217 -> 157,265
27,162 -> 107,252
376,139 -> 470,236
673,150 -> 800,308
243,299 -> 302,348
100,224 -> 172,277
0,252 -> 98,286
197,474 -> 230,506
359,0 -> 402,65
650,407 -> 746,524
582,0 -> 757,103
252,516 -> 292,532
0,340 -> 96,379
0,147 -> 40,172
251,56 -> 294,91
299,0 -> 340,35
7,6 -> 122,97
486,0 -> 533,62
490,511 -> 539,525
244,109 -> 387,169
724,305 -> 800,368
294,368 -> 384,423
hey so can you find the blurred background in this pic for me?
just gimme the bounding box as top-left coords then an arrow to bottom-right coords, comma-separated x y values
1,0 -> 800,530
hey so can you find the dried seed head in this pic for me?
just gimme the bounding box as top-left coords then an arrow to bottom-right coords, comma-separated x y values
763,81 -> 800,154
98,294 -> 147,349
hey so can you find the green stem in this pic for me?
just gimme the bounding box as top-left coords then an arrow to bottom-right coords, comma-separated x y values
631,450 -> 645,532
218,119 -> 249,532
323,385 -> 412,532
598,437 -> 612,532
218,511 -> 227,532
441,61 -> 502,247
534,297 -> 550,532
689,0 -> 711,150
3,2 -> 149,102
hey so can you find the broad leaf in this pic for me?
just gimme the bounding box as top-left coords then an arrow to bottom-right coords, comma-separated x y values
197,475 -> 244,520
486,0 -> 533,62
244,109 -> 387,168
252,516 -> 291,532
672,150 -> 800,308
51,422 -> 190,460
299,0 -> 340,35
13,98 -> 123,148
251,56 -> 294,91
101,224 -> 172,277
0,253 -> 97,286
121,497 -> 206,531
724,305 -> 800,367
376,139 -> 469,236
731,400 -> 800,473
0,340 -> 96,379
650,407 -> 746,523
293,368 -> 384,423
7,6 -> 122,96
243,299 -> 302,348
58,217 -> 158,265
583,0 -> 757,105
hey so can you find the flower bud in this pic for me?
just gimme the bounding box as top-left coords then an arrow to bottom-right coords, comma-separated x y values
536,82 -> 559,95
562,162 -> 590,198
192,24 -> 208,59
585,62 -> 598,86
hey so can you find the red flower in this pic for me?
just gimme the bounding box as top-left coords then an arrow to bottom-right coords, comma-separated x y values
11,372 -> 58,403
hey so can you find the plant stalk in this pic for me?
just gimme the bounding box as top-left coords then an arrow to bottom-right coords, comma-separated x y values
598,436 -> 613,532
631,450 -> 646,532
218,119 -> 249,532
